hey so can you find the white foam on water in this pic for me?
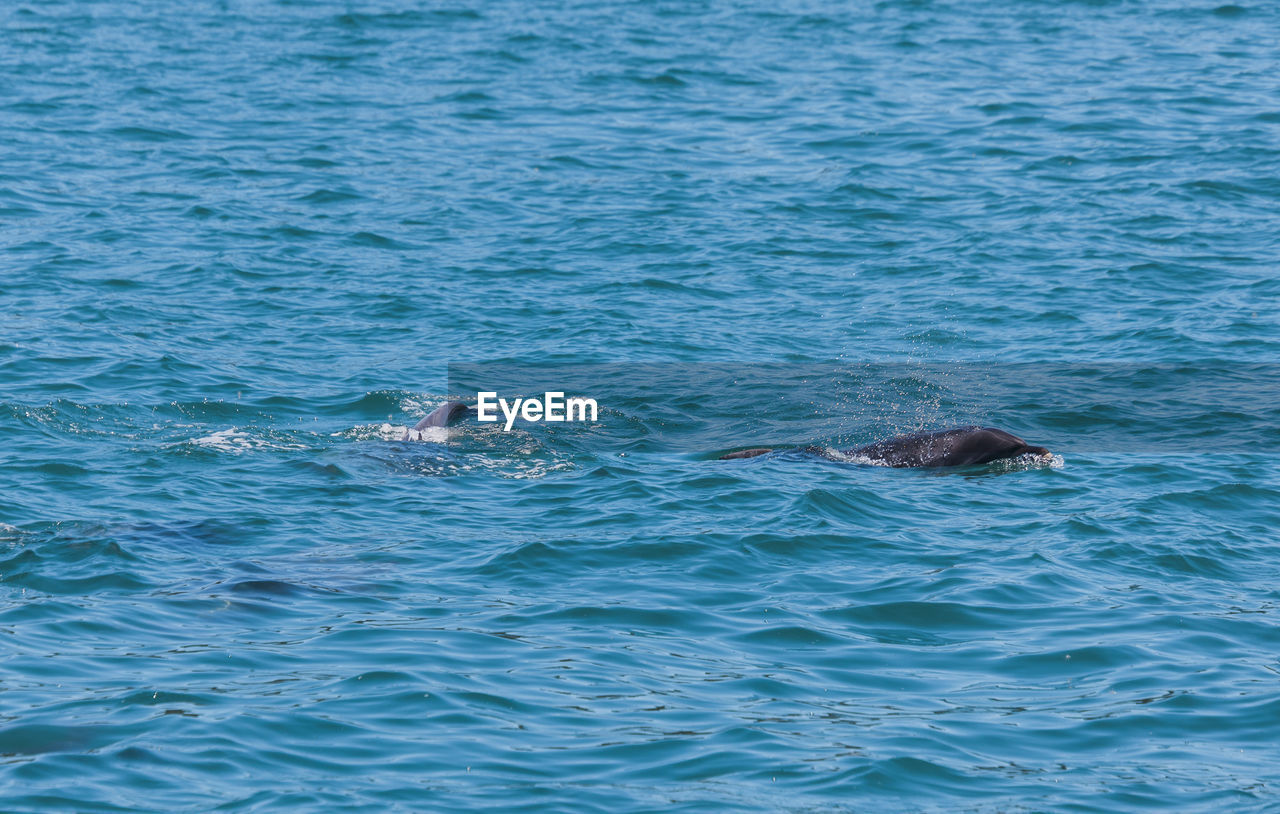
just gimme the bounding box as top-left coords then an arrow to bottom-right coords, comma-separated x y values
190,428 -> 307,454
824,447 -> 891,466
191,428 -> 258,453
334,423 -> 450,442
990,452 -> 1065,472
823,447 -> 1062,470
401,425 -> 450,443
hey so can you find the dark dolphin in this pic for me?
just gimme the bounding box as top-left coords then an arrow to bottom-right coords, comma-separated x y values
719,426 -> 1051,468
401,400 -> 469,441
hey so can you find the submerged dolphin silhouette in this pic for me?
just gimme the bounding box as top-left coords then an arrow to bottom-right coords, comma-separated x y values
720,426 -> 1051,468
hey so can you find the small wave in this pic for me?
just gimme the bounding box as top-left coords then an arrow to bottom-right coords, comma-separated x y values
398,394 -> 445,418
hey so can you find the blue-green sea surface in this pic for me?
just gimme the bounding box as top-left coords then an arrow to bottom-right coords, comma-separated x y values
3,0 -> 1280,811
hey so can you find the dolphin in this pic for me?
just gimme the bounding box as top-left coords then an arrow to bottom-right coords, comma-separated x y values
719,426 -> 1051,468
401,400 -> 469,441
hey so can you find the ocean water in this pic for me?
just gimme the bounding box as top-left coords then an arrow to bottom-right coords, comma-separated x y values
3,0 -> 1280,810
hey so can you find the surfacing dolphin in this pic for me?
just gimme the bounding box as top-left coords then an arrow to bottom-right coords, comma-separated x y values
401,400 -> 469,441
720,426 -> 1051,468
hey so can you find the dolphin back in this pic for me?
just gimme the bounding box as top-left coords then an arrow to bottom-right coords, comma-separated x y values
850,426 -> 1044,468
402,400 -> 469,440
